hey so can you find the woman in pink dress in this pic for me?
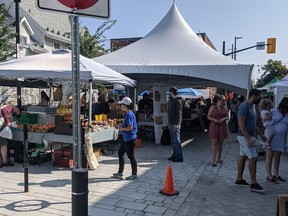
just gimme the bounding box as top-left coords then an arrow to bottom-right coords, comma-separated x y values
207,94 -> 229,166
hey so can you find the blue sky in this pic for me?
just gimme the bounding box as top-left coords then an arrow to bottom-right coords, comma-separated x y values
80,0 -> 288,82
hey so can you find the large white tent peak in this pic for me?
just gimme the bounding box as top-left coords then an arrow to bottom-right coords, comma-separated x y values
94,3 -> 252,94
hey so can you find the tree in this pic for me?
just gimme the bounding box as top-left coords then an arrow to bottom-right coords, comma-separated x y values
255,59 -> 288,88
79,20 -> 116,58
0,3 -> 16,62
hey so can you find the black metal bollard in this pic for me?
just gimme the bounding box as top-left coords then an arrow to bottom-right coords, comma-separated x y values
72,168 -> 88,216
23,124 -> 29,192
81,127 -> 87,168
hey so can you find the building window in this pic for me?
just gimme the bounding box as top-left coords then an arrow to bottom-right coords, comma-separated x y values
54,43 -> 60,50
20,36 -> 28,47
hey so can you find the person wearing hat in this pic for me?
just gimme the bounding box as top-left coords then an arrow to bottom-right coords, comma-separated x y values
0,105 -> 21,167
113,97 -> 138,180
167,87 -> 184,162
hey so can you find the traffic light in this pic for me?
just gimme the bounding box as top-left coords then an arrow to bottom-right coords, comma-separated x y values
267,38 -> 276,54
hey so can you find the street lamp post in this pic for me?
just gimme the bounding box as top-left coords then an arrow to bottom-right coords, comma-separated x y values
234,36 -> 243,60
14,0 -> 21,109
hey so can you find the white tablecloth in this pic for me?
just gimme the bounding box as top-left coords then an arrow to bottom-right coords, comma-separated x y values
11,127 -> 118,146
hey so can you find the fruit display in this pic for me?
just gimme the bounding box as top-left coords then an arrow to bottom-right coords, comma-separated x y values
90,118 -> 124,132
56,104 -> 72,116
17,123 -> 55,133
63,114 -> 73,122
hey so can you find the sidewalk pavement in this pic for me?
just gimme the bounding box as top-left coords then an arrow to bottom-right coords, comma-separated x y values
0,130 -> 288,216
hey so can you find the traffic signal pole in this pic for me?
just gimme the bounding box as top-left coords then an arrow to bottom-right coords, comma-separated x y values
223,43 -> 271,57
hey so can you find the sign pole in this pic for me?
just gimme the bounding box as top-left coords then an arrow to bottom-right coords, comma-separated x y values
71,15 -> 88,216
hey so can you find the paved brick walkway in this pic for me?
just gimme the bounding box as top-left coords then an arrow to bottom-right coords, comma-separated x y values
0,130 -> 287,216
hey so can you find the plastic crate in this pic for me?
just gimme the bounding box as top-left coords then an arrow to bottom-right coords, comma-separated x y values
29,151 -> 52,165
8,140 -> 24,163
15,113 -> 38,124
54,158 -> 73,168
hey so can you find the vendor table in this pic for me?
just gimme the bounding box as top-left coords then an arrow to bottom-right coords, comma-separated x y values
10,128 -> 119,167
11,127 -> 118,147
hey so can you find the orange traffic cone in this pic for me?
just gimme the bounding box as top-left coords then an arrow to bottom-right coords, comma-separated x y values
159,165 -> 179,196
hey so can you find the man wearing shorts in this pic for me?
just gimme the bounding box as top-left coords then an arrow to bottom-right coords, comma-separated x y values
235,89 -> 266,192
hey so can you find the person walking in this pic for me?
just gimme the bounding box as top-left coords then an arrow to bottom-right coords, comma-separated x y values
265,97 -> 288,183
0,105 -> 21,167
207,94 -> 229,166
113,97 -> 138,180
167,87 -> 183,162
235,89 -> 266,192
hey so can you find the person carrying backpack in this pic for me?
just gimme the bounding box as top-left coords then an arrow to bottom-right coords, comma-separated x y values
235,89 -> 266,193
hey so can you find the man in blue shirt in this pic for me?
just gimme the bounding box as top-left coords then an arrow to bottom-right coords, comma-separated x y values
235,89 -> 266,192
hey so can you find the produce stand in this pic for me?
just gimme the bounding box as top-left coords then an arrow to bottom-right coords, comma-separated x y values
9,121 -> 118,166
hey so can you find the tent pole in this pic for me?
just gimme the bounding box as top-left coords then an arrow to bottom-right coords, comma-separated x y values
88,80 -> 92,133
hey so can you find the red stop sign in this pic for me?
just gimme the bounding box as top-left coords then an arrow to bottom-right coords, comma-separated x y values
57,0 -> 99,10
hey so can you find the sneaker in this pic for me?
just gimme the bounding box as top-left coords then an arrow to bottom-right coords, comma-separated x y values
3,161 -> 14,167
168,155 -> 176,161
125,174 -> 138,180
273,175 -> 286,182
235,179 -> 249,186
267,176 -> 279,184
112,173 -> 123,179
250,183 -> 264,192
171,158 -> 183,162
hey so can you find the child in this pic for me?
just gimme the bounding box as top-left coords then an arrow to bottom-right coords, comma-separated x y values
260,99 -> 274,148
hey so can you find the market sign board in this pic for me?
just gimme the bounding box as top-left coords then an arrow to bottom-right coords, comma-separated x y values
37,0 -> 110,19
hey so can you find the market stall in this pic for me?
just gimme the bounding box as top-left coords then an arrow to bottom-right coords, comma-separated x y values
9,112 -> 120,167
0,49 -> 136,168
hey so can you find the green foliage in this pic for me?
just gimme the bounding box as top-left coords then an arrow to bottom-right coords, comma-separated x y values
255,59 -> 288,88
0,3 -> 16,62
79,20 -> 116,58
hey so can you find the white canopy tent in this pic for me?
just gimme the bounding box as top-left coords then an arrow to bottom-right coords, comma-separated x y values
0,49 -> 136,87
271,75 -> 288,107
93,3 -> 251,95
271,75 -> 288,88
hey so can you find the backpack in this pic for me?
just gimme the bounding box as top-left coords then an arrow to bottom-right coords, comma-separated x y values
228,105 -> 249,133
228,112 -> 238,133
161,127 -> 171,145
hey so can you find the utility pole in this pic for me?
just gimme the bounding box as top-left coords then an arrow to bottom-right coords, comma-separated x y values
222,41 -> 225,55
14,0 -> 20,58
